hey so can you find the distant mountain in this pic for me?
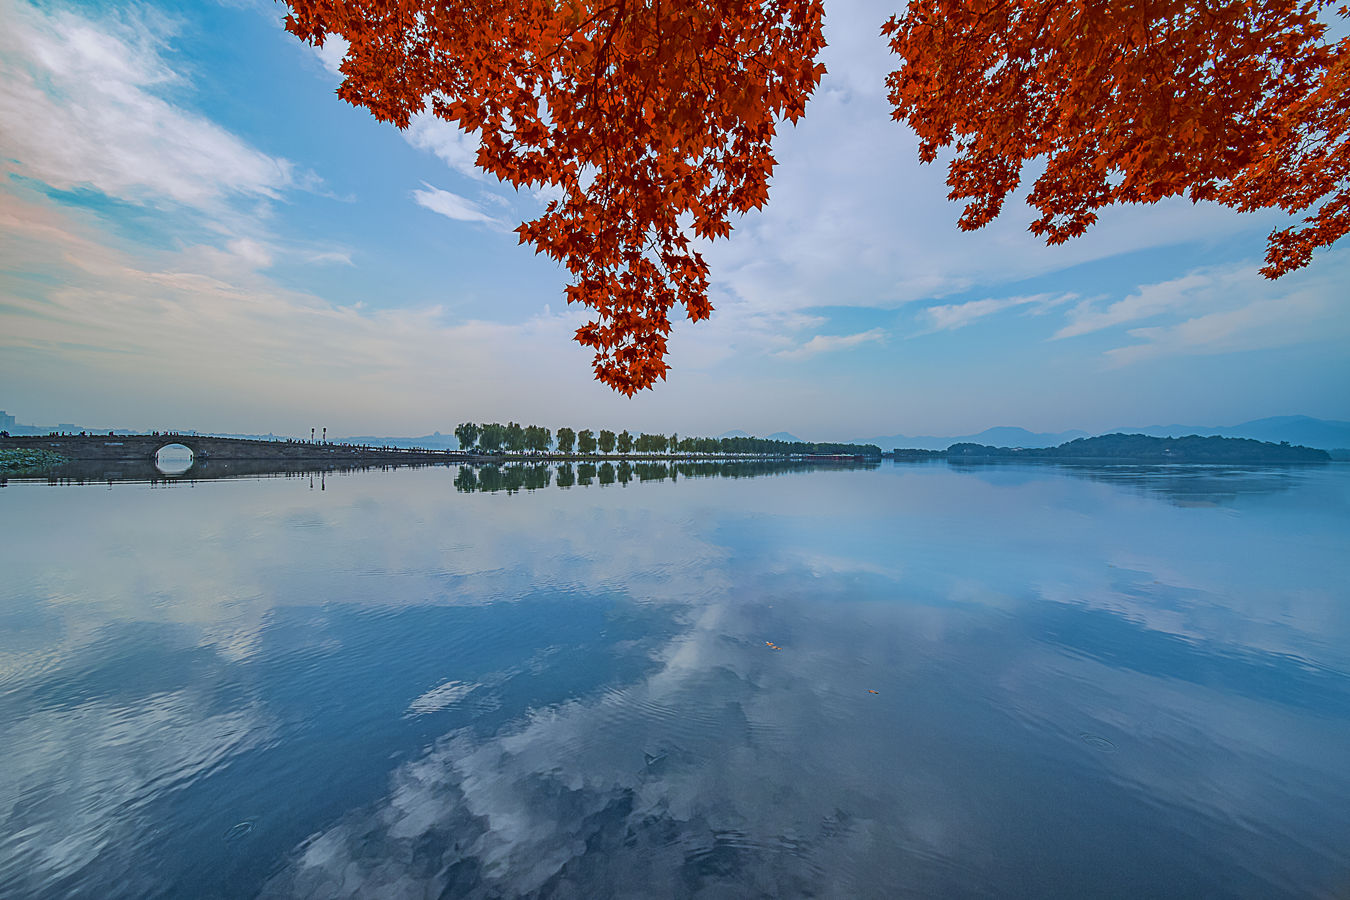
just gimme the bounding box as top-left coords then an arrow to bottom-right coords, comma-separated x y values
340,431 -> 460,450
857,417 -> 1349,452
967,426 -> 1092,447
715,429 -> 752,439
855,426 -> 1090,452
948,433 -> 1330,462
1107,416 -> 1350,450
765,431 -> 805,443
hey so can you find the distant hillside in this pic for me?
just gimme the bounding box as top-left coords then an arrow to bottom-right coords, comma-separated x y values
856,426 -> 1090,452
710,429 -> 807,442
1107,416 -> 1350,450
946,433 -> 1330,462
341,432 -> 459,450
859,416 -> 1349,451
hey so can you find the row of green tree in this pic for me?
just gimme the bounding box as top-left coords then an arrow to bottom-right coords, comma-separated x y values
452,422 -> 554,453
452,422 -> 881,457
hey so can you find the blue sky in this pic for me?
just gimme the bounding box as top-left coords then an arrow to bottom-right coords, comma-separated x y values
1,0 -> 1347,440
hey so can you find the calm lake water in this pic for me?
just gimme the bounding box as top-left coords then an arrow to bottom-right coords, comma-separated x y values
2,460 -> 1349,898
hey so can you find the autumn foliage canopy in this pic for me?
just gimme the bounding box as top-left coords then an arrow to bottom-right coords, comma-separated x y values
282,0 -> 1348,393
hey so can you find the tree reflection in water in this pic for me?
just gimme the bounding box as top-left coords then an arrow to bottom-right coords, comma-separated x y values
447,460 -> 880,493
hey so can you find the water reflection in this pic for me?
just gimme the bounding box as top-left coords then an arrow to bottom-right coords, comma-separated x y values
941,458 -> 1329,506
0,463 -> 1347,897
154,443 -> 195,476
2,457 -> 877,490
449,459 -> 875,493
0,456 -> 444,486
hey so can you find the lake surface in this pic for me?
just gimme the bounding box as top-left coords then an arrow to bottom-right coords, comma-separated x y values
2,460 -> 1349,898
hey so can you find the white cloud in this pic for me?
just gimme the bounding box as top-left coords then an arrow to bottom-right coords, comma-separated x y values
918,292 -> 1076,334
303,31 -> 495,204
412,182 -> 504,227
774,327 -> 887,360
1105,291 -> 1341,367
405,114 -> 485,180
303,33 -> 487,185
225,237 -> 273,269
665,304 -> 826,368
0,189 -> 593,432
309,32 -> 348,77
302,248 -> 355,266
0,189 -> 903,440
1054,269 -> 1252,339
531,182 -> 567,206
0,0 -> 296,210
1086,251 -> 1350,365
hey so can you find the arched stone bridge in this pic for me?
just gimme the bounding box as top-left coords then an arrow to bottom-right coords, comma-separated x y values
0,433 -> 473,464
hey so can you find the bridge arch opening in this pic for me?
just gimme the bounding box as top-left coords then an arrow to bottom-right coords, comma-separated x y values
154,442 -> 195,475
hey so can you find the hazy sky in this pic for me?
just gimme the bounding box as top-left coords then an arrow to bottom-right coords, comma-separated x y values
2,0 -> 1347,440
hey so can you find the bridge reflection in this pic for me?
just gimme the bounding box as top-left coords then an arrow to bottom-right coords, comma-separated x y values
0,457 -> 448,486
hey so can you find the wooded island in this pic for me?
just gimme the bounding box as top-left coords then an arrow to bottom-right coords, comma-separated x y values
906,434 -> 1331,462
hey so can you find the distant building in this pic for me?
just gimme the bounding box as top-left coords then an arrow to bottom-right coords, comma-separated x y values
0,411 -> 14,430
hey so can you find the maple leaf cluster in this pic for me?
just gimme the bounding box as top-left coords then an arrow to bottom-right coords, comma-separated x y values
283,0 -> 826,394
283,0 -> 1345,393
884,0 -> 1349,278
